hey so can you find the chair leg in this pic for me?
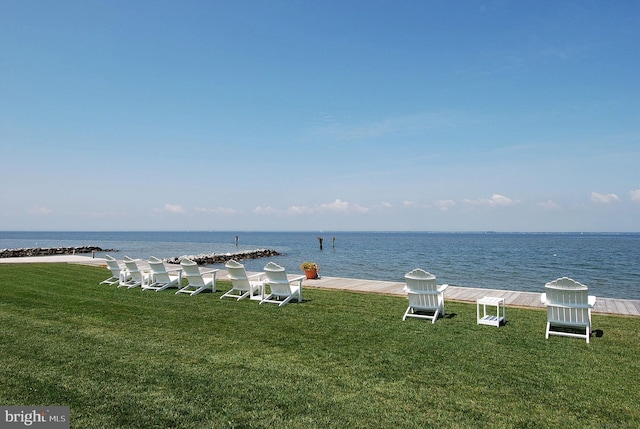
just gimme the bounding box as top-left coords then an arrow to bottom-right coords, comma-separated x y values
191,286 -> 208,296
402,307 -> 412,321
259,294 -> 273,305
155,283 -> 172,292
545,322 -> 551,339
278,295 -> 294,307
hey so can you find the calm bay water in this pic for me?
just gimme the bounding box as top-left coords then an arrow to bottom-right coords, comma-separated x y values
1,231 -> 639,300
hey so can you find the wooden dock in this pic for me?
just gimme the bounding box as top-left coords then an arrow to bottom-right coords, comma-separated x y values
302,276 -> 640,317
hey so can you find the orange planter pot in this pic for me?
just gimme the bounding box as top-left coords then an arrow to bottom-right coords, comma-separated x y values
305,269 -> 318,279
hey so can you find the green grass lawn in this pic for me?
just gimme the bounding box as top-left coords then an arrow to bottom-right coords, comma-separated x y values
1,263 -> 639,428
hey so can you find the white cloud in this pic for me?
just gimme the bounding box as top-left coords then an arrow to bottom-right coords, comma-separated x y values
287,205 -> 315,215
403,200 -> 418,208
155,203 -> 186,214
538,200 -> 561,210
630,189 -> 640,202
286,199 -> 369,215
590,192 -> 620,204
490,194 -> 516,206
253,206 -> 279,214
434,200 -> 456,211
320,199 -> 349,212
255,199 -> 369,216
28,205 -> 52,215
463,194 -> 516,207
319,199 -> 368,213
195,207 -> 238,215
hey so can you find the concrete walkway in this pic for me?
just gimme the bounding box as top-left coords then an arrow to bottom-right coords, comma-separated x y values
0,255 -> 108,264
2,255 -> 639,317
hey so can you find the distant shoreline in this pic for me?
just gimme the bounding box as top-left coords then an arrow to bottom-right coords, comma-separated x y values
0,246 -> 115,258
1,230 -> 640,235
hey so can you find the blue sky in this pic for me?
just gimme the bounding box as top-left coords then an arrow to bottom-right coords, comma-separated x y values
1,0 -> 639,232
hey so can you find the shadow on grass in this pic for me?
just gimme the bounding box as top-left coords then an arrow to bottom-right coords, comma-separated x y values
548,325 -> 605,340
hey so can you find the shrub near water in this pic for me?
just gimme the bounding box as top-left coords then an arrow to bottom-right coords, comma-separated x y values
1,263 -> 639,428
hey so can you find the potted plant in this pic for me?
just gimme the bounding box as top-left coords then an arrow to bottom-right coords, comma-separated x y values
300,261 -> 319,279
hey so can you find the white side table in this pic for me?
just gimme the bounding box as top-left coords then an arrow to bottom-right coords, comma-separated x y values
247,274 -> 265,301
477,296 -> 506,327
249,282 -> 265,301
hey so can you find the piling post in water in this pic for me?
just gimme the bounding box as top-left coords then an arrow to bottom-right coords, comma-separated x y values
235,235 -> 239,247
317,236 -> 323,250
332,236 -> 335,248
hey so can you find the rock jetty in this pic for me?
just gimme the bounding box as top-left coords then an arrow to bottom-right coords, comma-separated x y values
163,249 -> 281,266
0,246 -> 115,258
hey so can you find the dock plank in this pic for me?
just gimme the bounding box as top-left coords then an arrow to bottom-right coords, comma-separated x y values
621,300 -> 640,317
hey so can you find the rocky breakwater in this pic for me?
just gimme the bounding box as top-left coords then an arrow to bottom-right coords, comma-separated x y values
163,249 -> 281,266
0,246 -> 115,258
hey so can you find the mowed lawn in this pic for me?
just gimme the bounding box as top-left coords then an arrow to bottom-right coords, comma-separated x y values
1,263 -> 639,428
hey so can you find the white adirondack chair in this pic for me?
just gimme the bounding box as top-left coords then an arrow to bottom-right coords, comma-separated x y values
541,277 -> 596,343
142,256 -> 182,292
260,262 -> 304,306
119,256 -> 149,288
101,254 -> 129,285
402,268 -> 449,323
176,258 -> 218,296
221,260 -> 264,301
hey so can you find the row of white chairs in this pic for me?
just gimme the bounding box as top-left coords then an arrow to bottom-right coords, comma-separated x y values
403,268 -> 597,343
101,255 -> 304,306
103,256 -> 596,342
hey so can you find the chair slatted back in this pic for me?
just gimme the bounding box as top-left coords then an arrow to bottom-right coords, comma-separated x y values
405,269 -> 437,293
105,255 -> 122,276
545,277 -> 591,325
225,260 -> 251,292
149,256 -> 171,283
264,262 -> 292,296
405,269 -> 441,310
123,256 -> 144,282
407,292 -> 441,309
181,259 -> 206,287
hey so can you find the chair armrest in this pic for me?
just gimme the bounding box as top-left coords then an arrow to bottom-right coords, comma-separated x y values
248,272 -> 265,280
407,290 -> 438,296
541,293 -> 596,308
166,267 -> 183,273
545,302 -> 594,309
437,284 -> 449,293
290,275 -> 305,284
201,269 -> 219,275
